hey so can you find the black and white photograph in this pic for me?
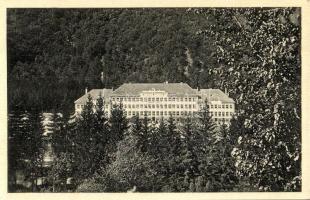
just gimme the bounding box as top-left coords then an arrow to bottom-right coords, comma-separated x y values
5,4 -> 304,195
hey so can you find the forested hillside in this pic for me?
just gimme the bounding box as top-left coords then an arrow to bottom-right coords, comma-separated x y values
8,8 -> 301,192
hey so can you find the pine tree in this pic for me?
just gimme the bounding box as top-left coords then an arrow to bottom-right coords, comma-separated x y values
107,102 -> 129,161
180,116 -> 200,191
72,94 -> 96,182
27,110 -> 44,191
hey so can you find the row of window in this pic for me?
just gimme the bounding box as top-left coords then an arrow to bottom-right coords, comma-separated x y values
211,112 -> 233,117
127,110 -> 197,117
111,96 -> 198,102
76,103 -> 234,111
126,111 -> 233,117
208,104 -> 233,109
123,104 -> 197,109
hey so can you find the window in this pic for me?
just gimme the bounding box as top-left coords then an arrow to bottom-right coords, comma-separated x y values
140,104 -> 143,108
77,105 -> 80,109
164,104 -> 167,109
140,111 -> 143,115
172,98 -> 175,101
226,105 -> 229,109
177,111 -> 179,116
160,104 -> 163,109
164,111 -> 167,116
230,112 -> 233,116
132,105 -> 135,109
160,98 -> 163,101
168,105 -> 171,108
211,105 -> 214,109
172,104 -> 175,108
219,112 -> 221,116
129,111 -> 131,116
144,104 -> 147,108
148,105 -> 151,109
189,98 -> 192,102
168,98 -> 171,101
164,98 -> 167,101
152,98 -> 155,101
152,111 -> 155,115
172,111 -> 175,116
156,98 -> 159,101
152,105 -> 155,109
144,98 -> 147,102
193,105 -> 196,109
148,98 -> 151,101
177,105 -> 179,108
185,105 -> 188,109
181,105 -> 183,109
124,105 -> 127,109
185,98 -> 187,102
160,111 -> 163,115
226,112 -> 229,116
128,105 -> 131,109
222,112 -> 225,116
148,111 -> 151,115
215,112 -> 218,116
176,98 -> 179,102
222,105 -> 225,109
185,111 -> 188,115
180,98 -> 183,102
230,105 -> 233,109
181,111 -> 183,115
215,105 -> 217,109
156,104 -> 159,108
189,104 -> 192,109
156,111 -> 159,115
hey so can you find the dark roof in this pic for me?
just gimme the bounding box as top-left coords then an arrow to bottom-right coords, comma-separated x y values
200,89 -> 235,103
110,83 -> 198,97
74,89 -> 113,104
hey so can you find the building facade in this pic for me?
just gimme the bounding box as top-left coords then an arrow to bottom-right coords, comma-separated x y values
74,82 -> 235,124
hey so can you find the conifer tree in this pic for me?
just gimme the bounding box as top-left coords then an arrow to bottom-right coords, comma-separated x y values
72,94 -> 96,182
107,102 -> 129,161
27,110 -> 44,191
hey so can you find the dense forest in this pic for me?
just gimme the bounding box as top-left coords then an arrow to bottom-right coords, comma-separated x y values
8,8 -> 301,192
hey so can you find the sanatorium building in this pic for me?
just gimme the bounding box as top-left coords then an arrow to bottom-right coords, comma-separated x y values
74,82 -> 235,124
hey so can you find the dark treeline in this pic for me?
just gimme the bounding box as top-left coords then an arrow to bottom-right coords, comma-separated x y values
8,96 -> 242,192
8,8 -> 301,192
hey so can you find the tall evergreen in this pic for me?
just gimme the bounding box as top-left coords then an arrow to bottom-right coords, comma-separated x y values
27,110 -> 45,191
72,94 -> 96,182
107,102 -> 129,161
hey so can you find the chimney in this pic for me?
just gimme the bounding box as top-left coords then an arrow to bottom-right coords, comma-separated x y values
85,87 -> 88,94
225,88 -> 229,96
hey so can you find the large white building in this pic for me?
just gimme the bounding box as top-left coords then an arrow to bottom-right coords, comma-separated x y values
74,82 -> 235,124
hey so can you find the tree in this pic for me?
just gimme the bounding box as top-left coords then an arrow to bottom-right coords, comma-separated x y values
101,134 -> 157,192
27,110 -> 45,191
106,102 -> 129,161
199,8 -> 301,191
46,152 -> 74,192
